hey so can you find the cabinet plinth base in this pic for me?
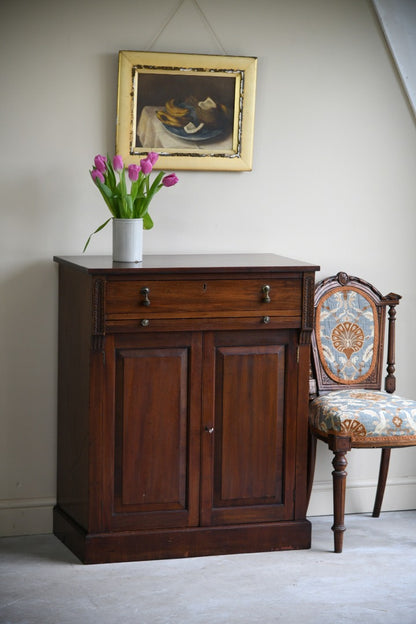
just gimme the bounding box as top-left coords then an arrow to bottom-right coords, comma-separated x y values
53,507 -> 311,565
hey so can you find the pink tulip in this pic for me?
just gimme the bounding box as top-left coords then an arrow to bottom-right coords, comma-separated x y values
94,154 -> 107,173
147,152 -> 159,165
162,173 -> 178,187
91,168 -> 104,184
113,155 -> 123,171
128,164 -> 140,182
140,158 -> 153,175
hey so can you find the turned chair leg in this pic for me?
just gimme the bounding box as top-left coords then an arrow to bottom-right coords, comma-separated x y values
328,434 -> 351,553
372,448 -> 391,518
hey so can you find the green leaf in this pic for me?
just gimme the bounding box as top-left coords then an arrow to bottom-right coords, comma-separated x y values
120,166 -> 127,200
99,182 -> 114,200
137,196 -> 151,219
126,195 -> 133,218
132,196 -> 145,218
83,217 -> 112,252
147,171 -> 164,198
143,212 -> 154,230
105,155 -> 117,191
93,178 -> 118,217
136,175 -> 147,198
130,179 -> 139,202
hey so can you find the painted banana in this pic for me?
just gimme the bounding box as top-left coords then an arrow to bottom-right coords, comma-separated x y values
165,98 -> 189,117
156,110 -> 184,127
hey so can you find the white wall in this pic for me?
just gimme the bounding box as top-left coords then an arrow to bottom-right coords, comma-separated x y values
1,0 -> 415,536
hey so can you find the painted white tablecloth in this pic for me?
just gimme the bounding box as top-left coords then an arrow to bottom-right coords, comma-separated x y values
137,106 -> 233,151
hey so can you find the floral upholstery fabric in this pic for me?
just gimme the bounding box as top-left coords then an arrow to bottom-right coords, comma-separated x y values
316,287 -> 378,384
309,389 -> 416,447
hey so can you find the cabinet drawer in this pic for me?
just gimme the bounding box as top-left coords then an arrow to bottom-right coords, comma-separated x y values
106,278 -> 302,319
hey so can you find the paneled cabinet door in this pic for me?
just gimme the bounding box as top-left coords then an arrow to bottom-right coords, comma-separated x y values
107,332 -> 202,532
200,330 -> 298,526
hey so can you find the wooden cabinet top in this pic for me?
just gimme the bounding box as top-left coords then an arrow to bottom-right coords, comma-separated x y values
54,254 -> 319,276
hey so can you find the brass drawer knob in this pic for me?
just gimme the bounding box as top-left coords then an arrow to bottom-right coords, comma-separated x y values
140,287 -> 151,306
262,284 -> 271,303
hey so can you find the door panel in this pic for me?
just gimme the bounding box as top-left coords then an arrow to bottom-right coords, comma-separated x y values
117,347 -> 188,508
215,344 -> 284,504
109,332 -> 201,531
201,330 -> 297,526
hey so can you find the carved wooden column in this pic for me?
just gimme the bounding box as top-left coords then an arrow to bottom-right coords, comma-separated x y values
383,293 -> 401,394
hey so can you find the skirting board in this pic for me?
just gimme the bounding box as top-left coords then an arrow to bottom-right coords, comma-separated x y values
0,498 -> 54,537
308,476 -> 416,517
1,479 -> 416,537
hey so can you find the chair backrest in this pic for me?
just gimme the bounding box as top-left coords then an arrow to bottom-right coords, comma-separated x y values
311,272 -> 401,395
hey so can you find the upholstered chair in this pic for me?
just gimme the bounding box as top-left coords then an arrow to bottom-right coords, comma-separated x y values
307,271 -> 416,553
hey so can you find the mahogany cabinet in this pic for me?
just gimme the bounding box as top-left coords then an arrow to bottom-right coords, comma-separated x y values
53,254 -> 318,564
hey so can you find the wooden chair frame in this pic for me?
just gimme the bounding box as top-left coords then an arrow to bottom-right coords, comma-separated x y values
307,271 -> 403,552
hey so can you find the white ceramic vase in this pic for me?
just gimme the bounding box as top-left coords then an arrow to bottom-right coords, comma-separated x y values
112,218 -> 143,263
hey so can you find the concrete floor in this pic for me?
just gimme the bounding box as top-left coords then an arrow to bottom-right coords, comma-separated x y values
1,511 -> 415,624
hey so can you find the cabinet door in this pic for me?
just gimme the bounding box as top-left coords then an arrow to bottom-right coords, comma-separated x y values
105,332 -> 202,531
200,330 -> 298,526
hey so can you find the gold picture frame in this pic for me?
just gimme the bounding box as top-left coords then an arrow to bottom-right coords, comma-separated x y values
116,50 -> 257,171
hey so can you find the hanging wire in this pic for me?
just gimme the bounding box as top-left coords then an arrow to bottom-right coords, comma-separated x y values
145,0 -> 227,55
192,0 -> 227,54
145,0 -> 186,52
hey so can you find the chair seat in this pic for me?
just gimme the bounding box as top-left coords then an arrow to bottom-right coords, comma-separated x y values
309,389 -> 416,447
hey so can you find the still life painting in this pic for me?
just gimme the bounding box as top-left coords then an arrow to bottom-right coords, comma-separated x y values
116,51 -> 257,171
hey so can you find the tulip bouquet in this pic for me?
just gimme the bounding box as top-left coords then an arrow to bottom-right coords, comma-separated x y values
84,152 -> 178,251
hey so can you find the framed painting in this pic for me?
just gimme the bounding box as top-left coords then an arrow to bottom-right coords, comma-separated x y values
116,51 -> 257,171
